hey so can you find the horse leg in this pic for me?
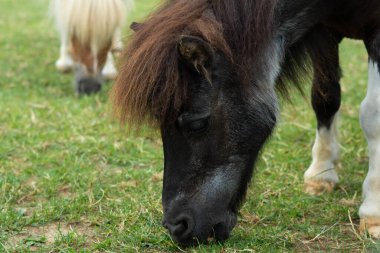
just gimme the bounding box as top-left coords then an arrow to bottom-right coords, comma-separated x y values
101,29 -> 122,80
102,52 -> 117,80
359,35 -> 380,238
111,28 -> 123,56
304,29 -> 342,195
56,31 -> 74,73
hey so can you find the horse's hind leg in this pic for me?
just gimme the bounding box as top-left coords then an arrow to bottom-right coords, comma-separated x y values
359,34 -> 380,238
304,28 -> 342,195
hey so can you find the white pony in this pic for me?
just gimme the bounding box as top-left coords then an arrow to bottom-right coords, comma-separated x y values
50,0 -> 133,94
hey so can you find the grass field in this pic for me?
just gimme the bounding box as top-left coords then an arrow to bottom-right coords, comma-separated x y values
1,0 -> 379,252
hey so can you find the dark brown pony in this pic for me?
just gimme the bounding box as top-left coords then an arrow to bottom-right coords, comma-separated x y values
112,0 -> 380,245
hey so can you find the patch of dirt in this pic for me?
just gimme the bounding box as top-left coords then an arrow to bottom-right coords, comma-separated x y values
339,198 -> 360,207
240,212 -> 261,225
151,172 -> 163,183
4,156 -> 33,175
58,185 -> 75,199
294,234 -> 366,253
295,222 -> 366,252
14,207 -> 36,217
5,221 -> 97,250
119,180 -> 138,188
24,176 -> 38,189
16,176 -> 43,204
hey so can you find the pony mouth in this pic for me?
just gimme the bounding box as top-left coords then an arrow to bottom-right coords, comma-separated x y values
169,211 -> 237,246
171,224 -> 231,246
209,221 -> 234,242
211,211 -> 238,242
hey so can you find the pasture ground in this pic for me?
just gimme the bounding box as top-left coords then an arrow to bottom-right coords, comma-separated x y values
1,0 -> 380,252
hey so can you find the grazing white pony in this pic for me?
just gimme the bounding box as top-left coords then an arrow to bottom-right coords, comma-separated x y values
50,0 -> 133,94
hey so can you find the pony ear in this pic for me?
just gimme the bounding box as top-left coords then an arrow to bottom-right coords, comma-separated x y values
130,22 -> 144,32
178,36 -> 214,82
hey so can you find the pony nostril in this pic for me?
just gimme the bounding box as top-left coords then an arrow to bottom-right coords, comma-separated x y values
165,214 -> 194,239
171,221 -> 186,236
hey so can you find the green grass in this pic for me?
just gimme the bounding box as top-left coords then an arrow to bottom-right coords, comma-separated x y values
0,0 -> 379,252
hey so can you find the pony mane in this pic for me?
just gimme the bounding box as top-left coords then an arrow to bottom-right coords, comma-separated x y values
112,0 -> 278,127
50,0 -> 131,54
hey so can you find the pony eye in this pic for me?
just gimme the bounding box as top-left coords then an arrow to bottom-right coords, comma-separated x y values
177,113 -> 210,134
187,118 -> 209,133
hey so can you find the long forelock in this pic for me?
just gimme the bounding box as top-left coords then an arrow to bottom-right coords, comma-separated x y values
112,0 -> 232,128
112,0 -> 278,128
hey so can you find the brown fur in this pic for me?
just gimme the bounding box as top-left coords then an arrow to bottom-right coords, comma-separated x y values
112,0 -> 277,127
71,37 -> 112,74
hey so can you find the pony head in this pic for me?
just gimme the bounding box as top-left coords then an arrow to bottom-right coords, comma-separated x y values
113,0 -> 278,245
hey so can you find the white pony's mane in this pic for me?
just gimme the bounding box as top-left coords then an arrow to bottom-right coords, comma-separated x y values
50,0 -> 132,54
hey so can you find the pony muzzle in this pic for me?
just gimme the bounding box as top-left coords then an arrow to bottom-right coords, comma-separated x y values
162,202 -> 237,245
76,77 -> 102,95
